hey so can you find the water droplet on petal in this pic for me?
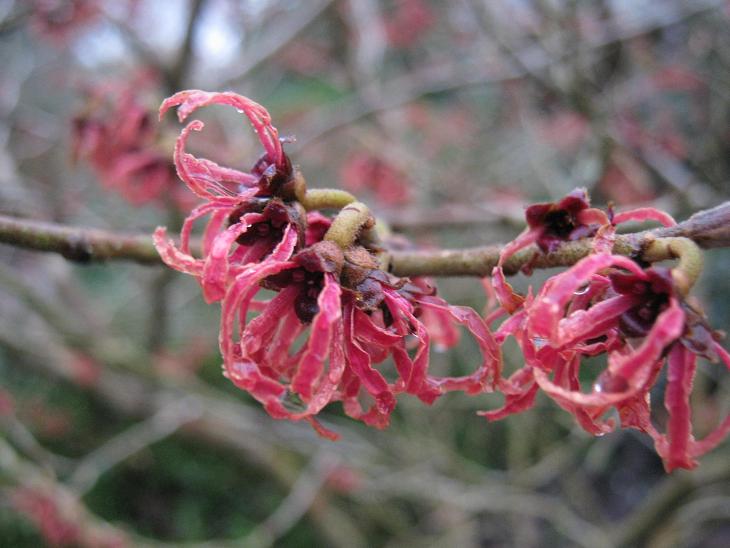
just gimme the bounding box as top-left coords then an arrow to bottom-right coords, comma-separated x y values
574,284 -> 590,295
533,337 -> 547,349
594,371 -> 629,393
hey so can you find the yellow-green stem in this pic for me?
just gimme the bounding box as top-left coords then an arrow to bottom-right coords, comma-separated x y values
300,189 -> 357,211
642,237 -> 704,295
324,202 -> 374,249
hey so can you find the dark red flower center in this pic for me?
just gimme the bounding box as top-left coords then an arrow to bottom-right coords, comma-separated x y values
611,267 -> 673,338
525,190 -> 597,253
228,198 -> 304,248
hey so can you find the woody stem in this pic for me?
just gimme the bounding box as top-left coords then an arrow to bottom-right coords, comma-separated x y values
1,201 -> 729,274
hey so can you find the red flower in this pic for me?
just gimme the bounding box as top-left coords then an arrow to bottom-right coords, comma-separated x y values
219,230 -> 501,437
491,188 -> 674,313
72,78 -> 192,209
156,90 -> 502,438
11,487 -> 127,548
488,251 -> 730,471
154,90 -> 302,302
482,192 -> 730,470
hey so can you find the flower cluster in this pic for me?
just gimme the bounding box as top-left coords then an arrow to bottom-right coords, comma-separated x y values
154,90 -> 500,439
72,78 -> 193,209
488,193 -> 729,471
155,89 -> 728,470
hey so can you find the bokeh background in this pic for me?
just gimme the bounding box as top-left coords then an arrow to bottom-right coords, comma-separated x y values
1,0 -> 729,546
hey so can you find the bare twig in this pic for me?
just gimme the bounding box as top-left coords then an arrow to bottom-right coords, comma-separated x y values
293,0 -> 724,149
0,439 -> 138,547
611,455 -> 730,547
362,472 -> 612,548
243,452 -> 338,548
167,0 -> 207,91
2,202 -> 730,276
0,214 -> 160,264
219,0 -> 335,88
68,397 -> 203,495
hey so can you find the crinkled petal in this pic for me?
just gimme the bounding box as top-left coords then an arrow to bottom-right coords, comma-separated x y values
291,274 -> 342,399
613,208 -> 676,227
418,295 -> 502,394
172,121 -> 256,200
343,302 -> 396,424
153,227 -> 203,276
161,90 -> 283,167
529,253 -> 646,342
662,344 -> 697,471
202,213 -> 266,302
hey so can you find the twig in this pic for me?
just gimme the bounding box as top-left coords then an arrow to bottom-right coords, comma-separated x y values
219,0 -> 335,88
68,397 -> 203,495
1,415 -> 74,475
0,328 -> 370,547
2,202 -> 730,276
0,439 -> 151,547
167,0 -> 207,91
388,202 -> 730,277
611,455 -> 730,547
0,214 -> 160,264
292,0 -> 724,149
362,472 -> 612,548
243,452 -> 338,548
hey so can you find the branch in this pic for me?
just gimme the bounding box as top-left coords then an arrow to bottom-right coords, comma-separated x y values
68,397 -> 203,495
2,202 -> 730,276
390,201 -> 730,277
243,452 -> 338,548
166,0 -> 207,91
0,214 -> 160,264
219,0 -> 335,88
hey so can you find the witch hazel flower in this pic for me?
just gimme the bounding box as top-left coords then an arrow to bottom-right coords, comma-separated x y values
490,188 -> 676,313
154,90 -> 304,302
528,253 -> 729,471
154,90 -> 502,438
485,193 -> 728,470
491,188 -> 610,313
218,231 -> 501,437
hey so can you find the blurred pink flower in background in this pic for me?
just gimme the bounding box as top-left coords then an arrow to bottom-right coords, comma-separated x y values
29,0 -> 99,43
340,151 -> 412,207
72,75 -> 195,210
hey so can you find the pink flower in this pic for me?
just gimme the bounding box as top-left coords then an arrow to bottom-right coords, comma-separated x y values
218,232 -> 501,437
491,188 -> 609,313
384,0 -> 436,49
12,488 -> 80,546
340,152 -> 412,206
490,189 -> 674,313
29,0 -> 99,43
482,191 -> 730,470
488,251 -> 729,471
154,90 -> 303,302
155,91 -> 502,437
72,78 -> 193,209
